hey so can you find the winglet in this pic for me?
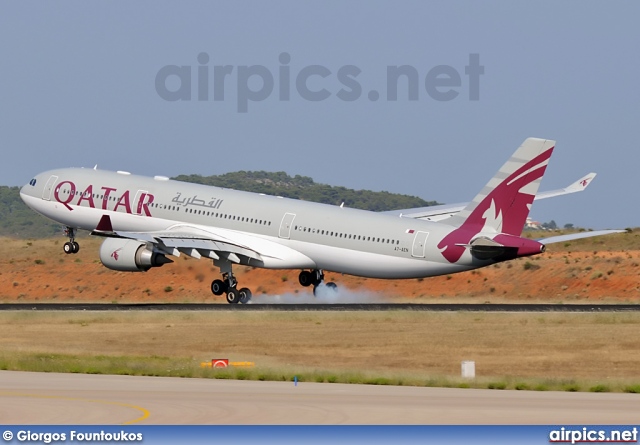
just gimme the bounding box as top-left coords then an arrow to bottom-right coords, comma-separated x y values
565,172 -> 596,193
95,215 -> 114,232
534,173 -> 596,201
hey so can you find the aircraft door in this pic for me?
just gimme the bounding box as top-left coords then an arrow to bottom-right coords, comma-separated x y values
133,190 -> 149,215
411,231 -> 429,258
42,175 -> 58,201
279,213 -> 296,239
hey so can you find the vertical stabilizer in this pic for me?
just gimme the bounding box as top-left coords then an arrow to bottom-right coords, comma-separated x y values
438,137 -> 555,263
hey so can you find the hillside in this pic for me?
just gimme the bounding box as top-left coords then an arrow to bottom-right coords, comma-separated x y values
0,186 -> 60,238
0,172 -> 438,238
173,171 -> 437,211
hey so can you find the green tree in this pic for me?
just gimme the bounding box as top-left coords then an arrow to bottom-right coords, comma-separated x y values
173,171 -> 439,211
0,172 -> 440,238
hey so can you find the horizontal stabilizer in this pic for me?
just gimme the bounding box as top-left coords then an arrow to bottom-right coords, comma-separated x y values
537,230 -> 626,245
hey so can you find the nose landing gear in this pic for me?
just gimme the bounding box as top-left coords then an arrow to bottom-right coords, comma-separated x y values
63,227 -> 79,254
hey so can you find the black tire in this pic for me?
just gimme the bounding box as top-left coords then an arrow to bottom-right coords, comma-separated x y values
239,287 -> 252,304
298,271 -> 313,287
226,288 -> 240,304
211,279 -> 227,296
326,282 -> 337,291
63,242 -> 74,254
72,242 -> 80,253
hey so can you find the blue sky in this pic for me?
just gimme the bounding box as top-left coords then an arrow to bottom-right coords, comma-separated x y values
1,1 -> 637,229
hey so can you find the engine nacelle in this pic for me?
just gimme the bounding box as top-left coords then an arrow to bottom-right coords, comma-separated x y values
99,238 -> 172,272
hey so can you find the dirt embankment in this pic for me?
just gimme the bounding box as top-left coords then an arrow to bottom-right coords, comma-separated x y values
1,236 -> 638,304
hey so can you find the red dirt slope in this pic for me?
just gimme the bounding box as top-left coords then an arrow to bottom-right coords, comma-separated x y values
1,237 -> 638,304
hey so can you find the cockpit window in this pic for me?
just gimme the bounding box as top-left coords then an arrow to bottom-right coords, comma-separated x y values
29,179 -> 37,186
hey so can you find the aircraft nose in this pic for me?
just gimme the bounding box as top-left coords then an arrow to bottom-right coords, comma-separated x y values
20,177 -> 38,199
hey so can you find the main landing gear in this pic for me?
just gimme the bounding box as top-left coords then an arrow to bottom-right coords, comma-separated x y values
210,274 -> 252,304
210,260 -> 252,304
63,226 -> 79,254
299,269 -> 337,296
210,265 -> 339,304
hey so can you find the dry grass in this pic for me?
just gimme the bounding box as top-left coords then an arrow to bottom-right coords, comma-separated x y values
1,311 -> 639,392
1,233 -> 640,391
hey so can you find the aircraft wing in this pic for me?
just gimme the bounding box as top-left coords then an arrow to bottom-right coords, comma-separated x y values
385,173 -> 597,221
382,203 -> 467,222
91,215 -> 312,267
533,172 -> 596,200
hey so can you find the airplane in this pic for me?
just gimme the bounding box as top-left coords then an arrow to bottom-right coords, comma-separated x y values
19,137 -> 621,304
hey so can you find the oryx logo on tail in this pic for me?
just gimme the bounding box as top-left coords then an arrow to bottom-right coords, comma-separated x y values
437,138 -> 555,263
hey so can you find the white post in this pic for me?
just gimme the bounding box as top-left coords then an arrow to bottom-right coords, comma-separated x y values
461,360 -> 476,378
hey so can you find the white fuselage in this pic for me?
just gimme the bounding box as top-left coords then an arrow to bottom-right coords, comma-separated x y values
20,168 -> 492,279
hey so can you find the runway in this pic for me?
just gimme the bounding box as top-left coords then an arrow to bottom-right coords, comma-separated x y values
0,303 -> 639,312
1,371 -> 638,425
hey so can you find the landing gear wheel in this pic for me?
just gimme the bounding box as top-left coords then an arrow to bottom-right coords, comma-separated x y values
213,262 -> 245,304
63,226 -> 78,254
239,287 -> 252,304
226,288 -> 240,304
298,271 -> 313,287
63,242 -> 74,254
326,282 -> 337,291
211,279 -> 227,296
302,269 -> 325,294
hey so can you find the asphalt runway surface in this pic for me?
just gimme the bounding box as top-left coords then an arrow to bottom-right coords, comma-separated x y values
1,303 -> 639,311
2,303 -> 637,425
1,371 -> 638,425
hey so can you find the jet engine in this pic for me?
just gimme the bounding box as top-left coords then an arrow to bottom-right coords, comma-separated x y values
99,238 -> 173,272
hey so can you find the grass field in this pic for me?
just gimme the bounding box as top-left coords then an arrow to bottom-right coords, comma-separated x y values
1,231 -> 639,392
1,310 -> 639,393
